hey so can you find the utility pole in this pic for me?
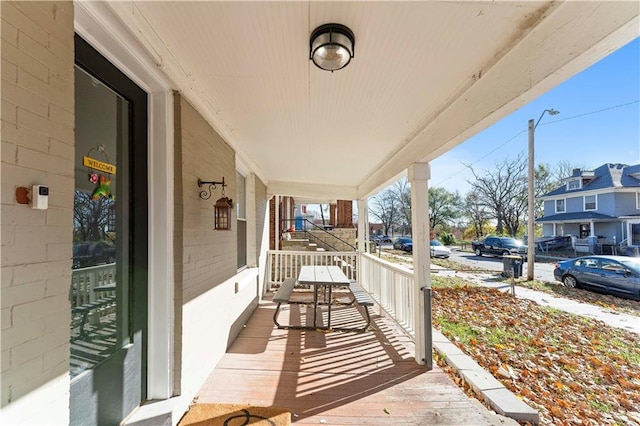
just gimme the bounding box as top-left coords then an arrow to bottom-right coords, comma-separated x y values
527,109 -> 559,281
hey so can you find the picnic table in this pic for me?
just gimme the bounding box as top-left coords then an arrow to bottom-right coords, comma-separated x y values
298,265 -> 351,329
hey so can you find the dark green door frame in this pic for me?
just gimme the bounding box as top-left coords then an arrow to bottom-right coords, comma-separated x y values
72,34 -> 148,426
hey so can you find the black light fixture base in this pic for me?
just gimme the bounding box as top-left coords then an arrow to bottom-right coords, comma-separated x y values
198,177 -> 226,200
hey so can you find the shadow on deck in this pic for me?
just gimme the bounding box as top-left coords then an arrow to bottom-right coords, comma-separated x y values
191,293 -> 508,425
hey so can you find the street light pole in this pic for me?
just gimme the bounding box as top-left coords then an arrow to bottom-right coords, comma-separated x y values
527,109 -> 559,281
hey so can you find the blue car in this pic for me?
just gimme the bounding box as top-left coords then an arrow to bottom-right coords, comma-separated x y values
553,255 -> 640,300
393,237 -> 413,252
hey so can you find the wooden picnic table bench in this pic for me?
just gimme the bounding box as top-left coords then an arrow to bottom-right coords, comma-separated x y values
272,276 -> 374,332
71,296 -> 116,340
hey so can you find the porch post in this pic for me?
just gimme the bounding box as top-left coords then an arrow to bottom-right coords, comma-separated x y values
247,174 -> 257,267
357,198 -> 368,256
275,195 -> 280,250
590,221 -> 595,236
408,162 -> 431,368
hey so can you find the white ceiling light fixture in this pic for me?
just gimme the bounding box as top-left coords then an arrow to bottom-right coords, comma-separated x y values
309,23 -> 355,72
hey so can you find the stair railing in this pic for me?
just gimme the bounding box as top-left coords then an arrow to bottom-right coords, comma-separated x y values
280,218 -> 356,251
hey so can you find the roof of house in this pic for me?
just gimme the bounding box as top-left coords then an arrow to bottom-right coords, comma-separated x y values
542,163 -> 640,197
536,211 -> 617,223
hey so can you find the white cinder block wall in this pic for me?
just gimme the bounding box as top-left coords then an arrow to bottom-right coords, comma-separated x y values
0,3 -> 272,421
1,2 -> 75,424
175,96 -> 266,400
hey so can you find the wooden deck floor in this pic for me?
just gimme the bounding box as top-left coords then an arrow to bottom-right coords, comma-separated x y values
193,294 -> 507,425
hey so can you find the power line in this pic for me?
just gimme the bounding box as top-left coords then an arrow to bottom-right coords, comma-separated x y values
432,100 -> 640,188
539,100 -> 639,127
432,130 -> 526,185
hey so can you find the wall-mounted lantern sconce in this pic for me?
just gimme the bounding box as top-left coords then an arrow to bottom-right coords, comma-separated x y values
198,177 -> 233,230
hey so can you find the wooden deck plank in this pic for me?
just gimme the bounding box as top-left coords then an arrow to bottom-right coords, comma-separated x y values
191,296 -> 508,425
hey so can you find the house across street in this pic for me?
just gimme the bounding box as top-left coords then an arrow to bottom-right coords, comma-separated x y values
537,163 -> 640,257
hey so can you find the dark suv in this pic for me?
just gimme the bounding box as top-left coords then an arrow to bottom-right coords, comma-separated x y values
72,241 -> 116,269
472,236 -> 527,258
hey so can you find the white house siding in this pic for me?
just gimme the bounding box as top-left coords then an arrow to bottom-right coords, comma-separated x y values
174,95 -> 264,402
1,2 -> 75,424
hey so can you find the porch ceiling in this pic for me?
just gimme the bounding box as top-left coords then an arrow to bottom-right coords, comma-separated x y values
107,2 -> 638,200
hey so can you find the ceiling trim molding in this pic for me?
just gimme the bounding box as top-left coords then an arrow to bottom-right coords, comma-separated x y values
268,181 -> 358,201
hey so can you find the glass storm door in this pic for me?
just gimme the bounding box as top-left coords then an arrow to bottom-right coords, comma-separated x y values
70,35 -> 148,425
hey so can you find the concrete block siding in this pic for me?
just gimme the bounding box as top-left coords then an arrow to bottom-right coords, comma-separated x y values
1,1 -> 74,424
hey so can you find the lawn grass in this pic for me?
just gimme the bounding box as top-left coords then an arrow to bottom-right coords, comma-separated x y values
431,280 -> 640,425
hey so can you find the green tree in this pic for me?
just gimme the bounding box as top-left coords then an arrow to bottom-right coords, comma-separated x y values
429,187 -> 463,230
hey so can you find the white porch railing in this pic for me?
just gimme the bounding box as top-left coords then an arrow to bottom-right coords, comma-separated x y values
359,253 -> 415,338
70,263 -> 117,308
265,250 -> 417,339
265,250 -> 358,290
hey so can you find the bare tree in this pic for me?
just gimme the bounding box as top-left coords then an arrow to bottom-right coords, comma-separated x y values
552,160 -> 590,185
464,192 -> 490,239
73,190 -> 114,242
368,190 -> 398,235
534,163 -> 554,218
466,155 -> 528,236
318,204 -> 327,226
390,177 -> 412,235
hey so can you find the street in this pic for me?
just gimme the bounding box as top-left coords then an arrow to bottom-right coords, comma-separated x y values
447,248 -> 558,282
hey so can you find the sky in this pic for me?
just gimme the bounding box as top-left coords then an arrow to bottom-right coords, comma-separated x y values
428,36 -> 640,196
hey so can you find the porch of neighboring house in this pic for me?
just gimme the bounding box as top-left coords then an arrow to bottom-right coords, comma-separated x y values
180,250 -> 507,425
537,219 -> 631,257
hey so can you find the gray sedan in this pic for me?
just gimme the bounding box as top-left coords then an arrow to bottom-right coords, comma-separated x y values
553,255 -> 640,300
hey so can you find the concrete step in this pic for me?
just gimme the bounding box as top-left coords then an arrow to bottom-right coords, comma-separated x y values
432,329 -> 539,424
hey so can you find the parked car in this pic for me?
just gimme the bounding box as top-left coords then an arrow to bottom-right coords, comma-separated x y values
472,236 -> 527,258
370,234 -> 392,244
72,241 -> 116,269
393,237 -> 413,252
553,255 -> 640,300
430,240 -> 451,258
377,235 -> 392,244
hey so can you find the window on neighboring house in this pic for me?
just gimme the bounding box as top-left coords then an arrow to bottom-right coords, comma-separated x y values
236,172 -> 247,270
636,192 -> 640,210
632,223 -> 640,245
567,179 -> 582,191
555,199 -> 565,213
584,194 -> 597,211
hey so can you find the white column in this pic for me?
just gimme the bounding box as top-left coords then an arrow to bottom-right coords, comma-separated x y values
274,195 -> 280,251
408,162 -> 431,368
357,199 -> 368,256
590,221 -> 595,236
553,223 -> 557,236
246,174 -> 257,267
